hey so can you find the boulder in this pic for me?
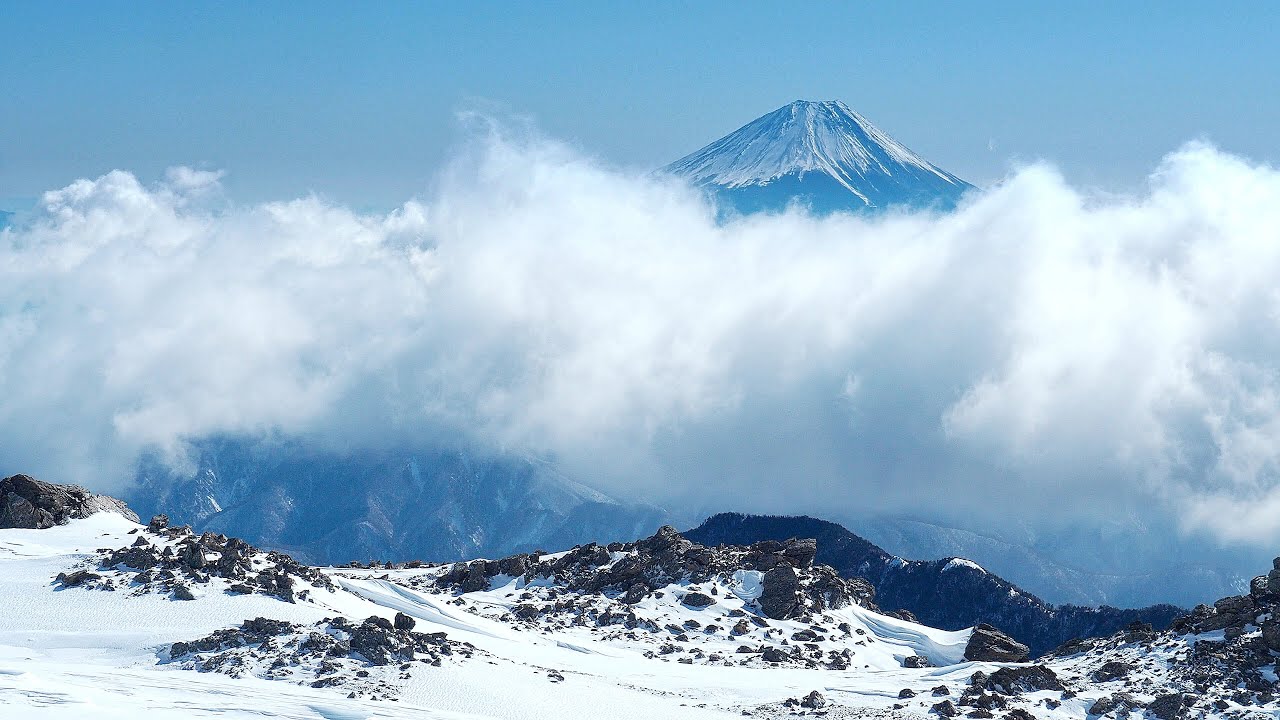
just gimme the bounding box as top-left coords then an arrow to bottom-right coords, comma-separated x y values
759,565 -> 802,620
931,700 -> 958,717
0,474 -> 137,529
986,665 -> 1063,695
1090,661 -> 1132,683
782,538 -> 818,568
800,690 -> 826,709
1147,693 -> 1191,720
394,612 -> 416,631
682,591 -> 715,608
964,624 -> 1029,663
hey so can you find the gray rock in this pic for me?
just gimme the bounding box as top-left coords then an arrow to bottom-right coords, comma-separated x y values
800,690 -> 826,709
930,699 -> 958,717
1090,661 -> 1132,682
0,474 -> 138,529
1147,693 -> 1191,720
782,538 -> 818,568
759,565 -> 802,620
964,623 -> 1030,663
393,612 -> 416,631
986,665 -> 1063,695
903,654 -> 930,668
682,591 -> 714,608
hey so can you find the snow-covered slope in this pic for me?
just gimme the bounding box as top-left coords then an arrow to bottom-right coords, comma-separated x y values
4,483 -> 1279,719
663,100 -> 973,214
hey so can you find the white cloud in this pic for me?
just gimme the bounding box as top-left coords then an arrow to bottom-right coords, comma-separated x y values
4,128 -> 1280,547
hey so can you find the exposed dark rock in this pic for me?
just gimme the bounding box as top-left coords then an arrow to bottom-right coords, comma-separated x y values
66,520 -> 334,603
932,699 -> 959,717
394,612 -> 416,631
1147,693 -> 1191,720
761,646 -> 790,663
166,614 -> 468,698
759,565 -> 802,620
433,526 -> 876,625
964,623 -> 1030,663
55,569 -> 101,587
682,591 -> 714,608
903,654 -> 930,668
800,690 -> 826,709
985,665 -> 1063,695
684,513 -> 1184,657
0,474 -> 137,529
1090,660 -> 1131,682
1088,692 -> 1142,716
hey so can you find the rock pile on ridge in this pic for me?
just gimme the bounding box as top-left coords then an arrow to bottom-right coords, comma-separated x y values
1045,555 -> 1280,712
57,513 -> 334,603
167,615 -> 476,700
433,525 -> 877,620
0,474 -> 137,529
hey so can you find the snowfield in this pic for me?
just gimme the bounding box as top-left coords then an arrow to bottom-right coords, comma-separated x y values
1,513 -> 1276,719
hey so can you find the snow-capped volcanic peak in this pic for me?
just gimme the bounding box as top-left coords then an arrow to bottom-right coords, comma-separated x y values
664,100 -> 972,211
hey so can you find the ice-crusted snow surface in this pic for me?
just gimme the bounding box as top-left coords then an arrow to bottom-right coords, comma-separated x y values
2,515 -> 1276,719
663,100 -> 973,212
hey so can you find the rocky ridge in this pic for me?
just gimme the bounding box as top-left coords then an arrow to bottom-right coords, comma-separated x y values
165,614 -> 476,700
685,513 -> 1184,657
1,473 -> 137,529
430,525 -> 877,621
56,512 -> 335,603
1041,556 -> 1280,718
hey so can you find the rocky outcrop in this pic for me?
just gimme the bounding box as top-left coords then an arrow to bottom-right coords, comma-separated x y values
964,623 -> 1030,663
167,615 -> 475,700
684,513 -> 1184,656
433,525 -> 876,620
0,474 -> 137,529
1045,555 -> 1280,710
58,518 -> 334,603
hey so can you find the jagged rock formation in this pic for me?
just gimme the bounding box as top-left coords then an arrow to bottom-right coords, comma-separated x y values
57,513 -> 334,603
433,525 -> 876,620
685,513 -> 1183,656
964,624 -> 1030,663
1,473 -> 137,529
167,616 -> 475,700
1045,556 -> 1280,713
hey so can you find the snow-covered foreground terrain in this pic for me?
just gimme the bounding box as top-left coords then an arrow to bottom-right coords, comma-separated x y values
2,508 -> 1277,719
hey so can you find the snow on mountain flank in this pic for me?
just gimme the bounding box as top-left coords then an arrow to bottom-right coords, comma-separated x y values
663,100 -> 973,213
4,477 -> 1280,719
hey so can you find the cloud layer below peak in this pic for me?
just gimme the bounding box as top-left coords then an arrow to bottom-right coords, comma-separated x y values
4,127 -> 1280,547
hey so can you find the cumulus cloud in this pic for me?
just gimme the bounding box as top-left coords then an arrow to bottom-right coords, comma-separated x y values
3,124 -> 1280,547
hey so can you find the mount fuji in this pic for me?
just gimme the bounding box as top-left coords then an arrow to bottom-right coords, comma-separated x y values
663,100 -> 974,214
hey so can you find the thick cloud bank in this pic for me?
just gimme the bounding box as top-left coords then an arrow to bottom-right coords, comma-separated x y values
3,127 -> 1280,547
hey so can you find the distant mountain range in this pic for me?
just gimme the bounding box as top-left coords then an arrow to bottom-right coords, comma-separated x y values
663,99 -> 973,214
126,437 -> 673,566
683,512 -> 1183,657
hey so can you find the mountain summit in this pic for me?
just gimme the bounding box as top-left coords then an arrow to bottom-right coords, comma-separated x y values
664,100 -> 973,213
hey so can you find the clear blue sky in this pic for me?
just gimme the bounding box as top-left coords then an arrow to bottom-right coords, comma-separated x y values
3,1 -> 1278,206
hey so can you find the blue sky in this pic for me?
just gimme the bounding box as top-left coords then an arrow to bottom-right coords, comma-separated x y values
3,1 -> 1278,207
